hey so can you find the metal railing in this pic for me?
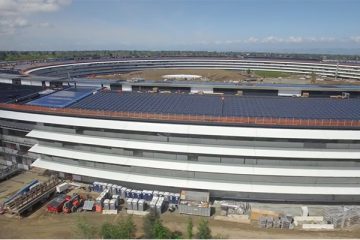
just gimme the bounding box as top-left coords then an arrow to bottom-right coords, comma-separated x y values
1,103 -> 360,128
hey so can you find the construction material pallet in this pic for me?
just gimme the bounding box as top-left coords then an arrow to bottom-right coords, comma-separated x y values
6,177 -> 62,215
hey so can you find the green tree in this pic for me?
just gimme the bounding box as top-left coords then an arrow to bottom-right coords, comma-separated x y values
187,217 -> 193,239
143,213 -> 181,239
122,215 -> 136,239
196,218 -> 212,239
153,218 -> 171,239
100,222 -> 117,239
100,215 -> 136,239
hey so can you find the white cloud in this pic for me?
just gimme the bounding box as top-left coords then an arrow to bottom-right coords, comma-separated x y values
287,36 -> 303,43
0,18 -> 30,34
0,0 -> 71,15
261,36 -> 284,43
244,37 -> 259,43
0,0 -> 71,35
351,36 -> 360,43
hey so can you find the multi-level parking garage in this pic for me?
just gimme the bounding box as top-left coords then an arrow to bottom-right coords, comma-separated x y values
1,79 -> 360,203
25,58 -> 360,80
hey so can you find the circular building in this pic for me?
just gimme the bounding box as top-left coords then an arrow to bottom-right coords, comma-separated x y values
1,58 -> 360,203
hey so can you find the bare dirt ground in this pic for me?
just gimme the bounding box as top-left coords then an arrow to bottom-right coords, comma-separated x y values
1,170 -> 360,239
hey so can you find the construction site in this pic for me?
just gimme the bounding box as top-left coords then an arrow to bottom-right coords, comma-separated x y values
1,169 -> 360,239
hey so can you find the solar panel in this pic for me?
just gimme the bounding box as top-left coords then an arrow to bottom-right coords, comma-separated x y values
68,91 -> 360,120
0,83 -> 42,103
27,87 -> 98,108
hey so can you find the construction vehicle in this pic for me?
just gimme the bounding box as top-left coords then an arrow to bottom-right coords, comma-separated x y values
62,194 -> 83,213
47,194 -> 71,213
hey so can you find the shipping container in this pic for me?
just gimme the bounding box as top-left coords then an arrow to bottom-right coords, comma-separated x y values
180,190 -> 209,202
178,204 -> 211,217
56,182 -> 69,193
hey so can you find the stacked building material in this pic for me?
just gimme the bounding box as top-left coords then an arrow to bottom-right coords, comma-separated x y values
5,177 -> 61,215
259,216 -> 267,228
250,208 -> 280,221
266,216 -> 274,228
280,217 -> 291,229
4,179 -> 39,204
324,206 -> 360,228
179,190 -> 211,217
220,201 -> 251,216
83,200 -> 95,211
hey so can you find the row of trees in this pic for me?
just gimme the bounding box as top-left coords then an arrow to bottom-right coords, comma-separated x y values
76,214 -> 214,239
1,50 -> 360,62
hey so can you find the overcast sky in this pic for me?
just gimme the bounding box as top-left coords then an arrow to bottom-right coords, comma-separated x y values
1,0 -> 360,53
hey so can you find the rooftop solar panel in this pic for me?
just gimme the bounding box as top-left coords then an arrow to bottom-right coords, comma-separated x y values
0,83 -> 42,103
27,87 -> 98,108
68,91 -> 360,121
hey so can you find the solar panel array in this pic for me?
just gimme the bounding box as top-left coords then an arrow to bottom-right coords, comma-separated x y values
70,91 -> 223,115
69,91 -> 360,120
0,83 -> 42,103
27,87 -> 98,108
